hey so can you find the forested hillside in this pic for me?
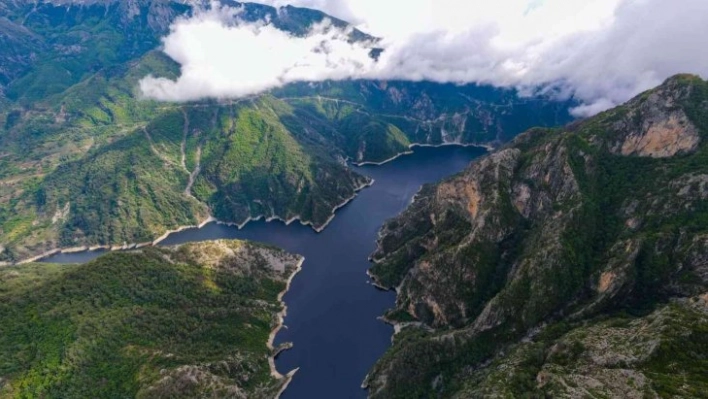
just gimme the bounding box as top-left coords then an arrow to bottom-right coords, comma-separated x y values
0,240 -> 302,398
0,0 -> 572,263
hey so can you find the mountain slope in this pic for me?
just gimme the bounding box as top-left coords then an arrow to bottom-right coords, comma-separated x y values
366,74 -> 708,398
0,0 -> 368,102
0,240 -> 302,398
0,1 -> 572,263
0,88 -> 371,261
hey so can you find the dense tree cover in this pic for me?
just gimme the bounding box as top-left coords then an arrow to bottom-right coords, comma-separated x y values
0,241 -> 299,398
0,1 -> 571,264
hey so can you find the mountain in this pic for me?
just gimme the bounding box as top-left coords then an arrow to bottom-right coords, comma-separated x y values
0,240 -> 302,398
366,75 -> 708,398
0,0 -> 368,102
0,0 -> 573,263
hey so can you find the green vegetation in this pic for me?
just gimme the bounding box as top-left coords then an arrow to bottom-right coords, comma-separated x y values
366,75 -> 708,398
0,240 -> 301,398
445,299 -> 708,398
3,1 -> 187,103
0,0 -> 570,264
195,99 -> 368,225
42,132 -> 208,248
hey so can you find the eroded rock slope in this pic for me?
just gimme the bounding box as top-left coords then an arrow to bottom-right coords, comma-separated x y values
367,74 -> 708,398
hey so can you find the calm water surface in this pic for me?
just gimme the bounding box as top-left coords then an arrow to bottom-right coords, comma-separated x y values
45,146 -> 486,398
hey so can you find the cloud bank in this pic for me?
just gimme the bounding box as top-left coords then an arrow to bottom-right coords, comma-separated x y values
140,0 -> 708,116
139,4 -> 376,101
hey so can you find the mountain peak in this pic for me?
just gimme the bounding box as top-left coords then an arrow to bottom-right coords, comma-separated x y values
652,73 -> 704,101
662,73 -> 704,87
626,73 -> 703,108
594,73 -> 705,158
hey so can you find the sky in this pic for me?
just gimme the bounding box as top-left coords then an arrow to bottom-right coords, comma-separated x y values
139,0 -> 708,116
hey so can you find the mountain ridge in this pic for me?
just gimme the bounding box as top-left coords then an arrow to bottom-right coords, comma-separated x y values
365,74 -> 708,398
0,2 -> 572,264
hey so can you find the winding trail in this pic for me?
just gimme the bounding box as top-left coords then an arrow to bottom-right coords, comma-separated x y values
180,109 -> 189,173
278,95 -> 364,107
279,96 -> 428,123
144,110 -> 203,199
143,127 -> 181,169
184,146 -> 202,197
181,108 -> 214,199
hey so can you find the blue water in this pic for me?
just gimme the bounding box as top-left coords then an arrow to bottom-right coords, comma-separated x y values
44,145 -> 486,398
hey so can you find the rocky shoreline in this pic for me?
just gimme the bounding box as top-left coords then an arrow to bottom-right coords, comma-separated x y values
10,143 -> 487,266
314,179 -> 375,232
353,151 -> 414,167
352,142 -> 493,167
366,269 -> 391,291
12,240 -> 309,398
269,256 -> 305,399
12,179 -> 374,265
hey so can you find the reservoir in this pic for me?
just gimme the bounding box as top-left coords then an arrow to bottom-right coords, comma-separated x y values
44,145 -> 487,398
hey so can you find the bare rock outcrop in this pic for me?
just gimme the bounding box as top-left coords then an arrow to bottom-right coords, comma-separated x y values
366,75 -> 708,398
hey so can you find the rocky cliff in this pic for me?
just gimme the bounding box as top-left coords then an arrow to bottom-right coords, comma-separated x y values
366,74 -> 708,398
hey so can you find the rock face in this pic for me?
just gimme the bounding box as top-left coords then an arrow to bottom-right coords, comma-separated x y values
619,111 -> 699,158
467,296 -> 708,398
366,75 -> 708,398
611,77 -> 701,158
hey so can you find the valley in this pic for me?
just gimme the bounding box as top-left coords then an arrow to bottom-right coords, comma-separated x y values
0,0 -> 572,264
1,1 -> 706,398
41,145 -> 488,398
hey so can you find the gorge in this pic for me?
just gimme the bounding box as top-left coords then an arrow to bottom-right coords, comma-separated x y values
2,1 -> 707,398
41,145 -> 488,398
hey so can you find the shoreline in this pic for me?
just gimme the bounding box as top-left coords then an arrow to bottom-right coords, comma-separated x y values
15,216 -> 219,266
366,268 -> 391,292
352,141 -> 493,167
14,178 -> 375,265
270,256 -> 305,398
12,143 -> 483,265
368,266 -> 433,342
3,143 -> 489,398
313,178 -> 375,232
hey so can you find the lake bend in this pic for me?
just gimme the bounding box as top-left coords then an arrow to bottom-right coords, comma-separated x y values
43,145 -> 487,399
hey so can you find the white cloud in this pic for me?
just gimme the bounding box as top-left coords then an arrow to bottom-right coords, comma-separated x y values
140,0 -> 708,115
139,3 -> 376,101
